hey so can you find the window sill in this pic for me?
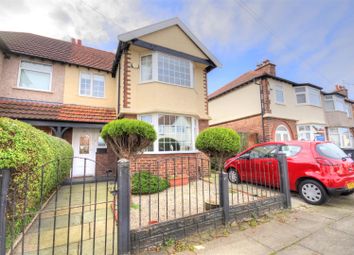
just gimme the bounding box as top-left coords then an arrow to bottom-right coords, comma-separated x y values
142,150 -> 199,155
14,87 -> 53,94
296,103 -> 322,108
275,102 -> 285,105
78,94 -> 106,99
138,80 -> 194,89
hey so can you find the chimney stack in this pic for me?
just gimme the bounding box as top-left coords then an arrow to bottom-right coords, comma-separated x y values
255,59 -> 276,76
335,84 -> 348,97
71,38 -> 82,46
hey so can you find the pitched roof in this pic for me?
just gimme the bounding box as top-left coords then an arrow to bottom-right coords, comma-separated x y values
0,98 -> 116,123
117,17 -> 221,67
0,31 -> 115,72
208,70 -> 261,100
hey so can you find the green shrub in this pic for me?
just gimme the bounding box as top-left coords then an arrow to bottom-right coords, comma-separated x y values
196,127 -> 240,171
0,117 -> 73,248
131,171 -> 169,194
101,119 -> 157,159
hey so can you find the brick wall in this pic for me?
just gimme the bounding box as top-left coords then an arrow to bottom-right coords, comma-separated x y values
130,195 -> 284,253
211,114 -> 264,142
211,114 -> 298,145
198,119 -> 209,132
123,51 -> 132,108
131,153 -> 209,179
95,145 -> 118,176
263,117 -> 297,141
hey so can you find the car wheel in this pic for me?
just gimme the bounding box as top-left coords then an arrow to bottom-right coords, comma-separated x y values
228,168 -> 240,184
299,179 -> 328,205
341,190 -> 354,196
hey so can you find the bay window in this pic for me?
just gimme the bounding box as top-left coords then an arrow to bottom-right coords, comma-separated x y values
139,114 -> 198,153
295,86 -> 321,106
18,61 -> 52,91
297,125 -> 326,141
324,95 -> 346,112
140,52 -> 193,87
328,127 -> 353,148
79,73 -> 105,98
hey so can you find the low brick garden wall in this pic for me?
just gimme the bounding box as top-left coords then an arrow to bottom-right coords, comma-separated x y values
130,195 -> 284,253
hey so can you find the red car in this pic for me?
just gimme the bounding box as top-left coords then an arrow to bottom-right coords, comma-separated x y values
224,141 -> 354,205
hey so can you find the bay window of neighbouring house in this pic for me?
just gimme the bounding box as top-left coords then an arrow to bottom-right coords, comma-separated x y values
324,95 -> 347,112
295,87 -> 321,106
79,73 -> 105,98
328,127 -> 353,148
139,114 -> 198,153
18,61 -> 52,91
140,52 -> 193,87
297,125 -> 326,141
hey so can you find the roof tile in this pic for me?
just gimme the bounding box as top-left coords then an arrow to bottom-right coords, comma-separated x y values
0,31 -> 115,72
0,98 -> 116,123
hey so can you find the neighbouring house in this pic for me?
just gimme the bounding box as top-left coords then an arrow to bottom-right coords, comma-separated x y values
323,85 -> 354,152
0,17 -> 220,176
208,60 -> 354,151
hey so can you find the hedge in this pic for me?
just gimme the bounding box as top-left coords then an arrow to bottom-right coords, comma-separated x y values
131,171 -> 169,194
0,117 -> 73,248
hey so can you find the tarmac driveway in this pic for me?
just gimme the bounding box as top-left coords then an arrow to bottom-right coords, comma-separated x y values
187,193 -> 354,255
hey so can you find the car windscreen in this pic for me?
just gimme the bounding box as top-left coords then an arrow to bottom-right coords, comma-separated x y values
316,143 -> 347,159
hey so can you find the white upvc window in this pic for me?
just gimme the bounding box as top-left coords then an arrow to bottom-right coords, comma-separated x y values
275,85 -> 285,104
139,113 -> 198,153
79,73 -> 105,98
328,127 -> 353,148
295,86 -> 321,106
297,125 -> 326,141
140,52 -> 193,88
17,61 -> 52,92
297,125 -> 311,141
324,95 -> 346,112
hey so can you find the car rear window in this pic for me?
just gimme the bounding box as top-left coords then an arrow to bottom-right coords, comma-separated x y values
316,143 -> 347,159
280,145 -> 301,157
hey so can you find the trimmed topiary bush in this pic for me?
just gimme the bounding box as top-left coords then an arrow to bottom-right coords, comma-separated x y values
131,171 -> 169,194
101,119 -> 157,159
0,117 -> 73,248
196,127 -> 240,171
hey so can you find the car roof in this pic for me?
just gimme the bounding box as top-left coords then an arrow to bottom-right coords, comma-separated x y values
254,140 -> 328,147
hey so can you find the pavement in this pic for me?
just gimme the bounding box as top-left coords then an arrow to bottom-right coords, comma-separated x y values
179,193 -> 354,255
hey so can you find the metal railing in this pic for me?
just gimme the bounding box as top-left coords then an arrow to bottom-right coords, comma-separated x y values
0,153 -> 291,255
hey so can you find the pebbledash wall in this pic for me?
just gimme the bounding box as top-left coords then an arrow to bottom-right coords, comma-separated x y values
130,195 -> 284,252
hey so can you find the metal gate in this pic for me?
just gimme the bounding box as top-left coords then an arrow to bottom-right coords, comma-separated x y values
0,157 -> 118,255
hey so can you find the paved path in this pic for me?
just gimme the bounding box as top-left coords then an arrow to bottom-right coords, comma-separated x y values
181,194 -> 354,255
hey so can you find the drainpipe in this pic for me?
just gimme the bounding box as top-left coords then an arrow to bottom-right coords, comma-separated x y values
117,61 -> 121,117
255,78 -> 266,142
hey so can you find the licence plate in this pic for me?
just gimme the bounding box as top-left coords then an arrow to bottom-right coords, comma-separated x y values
347,182 -> 354,190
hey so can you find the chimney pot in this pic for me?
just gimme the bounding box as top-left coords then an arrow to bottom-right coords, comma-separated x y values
255,59 -> 276,76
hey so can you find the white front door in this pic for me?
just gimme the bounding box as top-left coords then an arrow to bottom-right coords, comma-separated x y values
72,128 -> 99,177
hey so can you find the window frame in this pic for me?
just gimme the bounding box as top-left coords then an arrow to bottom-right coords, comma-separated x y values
294,86 -> 321,107
79,72 -> 105,98
324,95 -> 347,112
139,52 -> 194,88
138,113 -> 198,154
274,85 -> 285,104
328,127 -> 353,148
17,60 -> 53,92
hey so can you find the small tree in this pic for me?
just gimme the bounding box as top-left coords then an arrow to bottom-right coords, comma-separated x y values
101,119 -> 157,159
196,127 -> 240,172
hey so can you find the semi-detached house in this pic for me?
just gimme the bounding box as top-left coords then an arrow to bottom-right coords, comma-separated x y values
208,60 -> 354,153
0,18 -> 220,177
